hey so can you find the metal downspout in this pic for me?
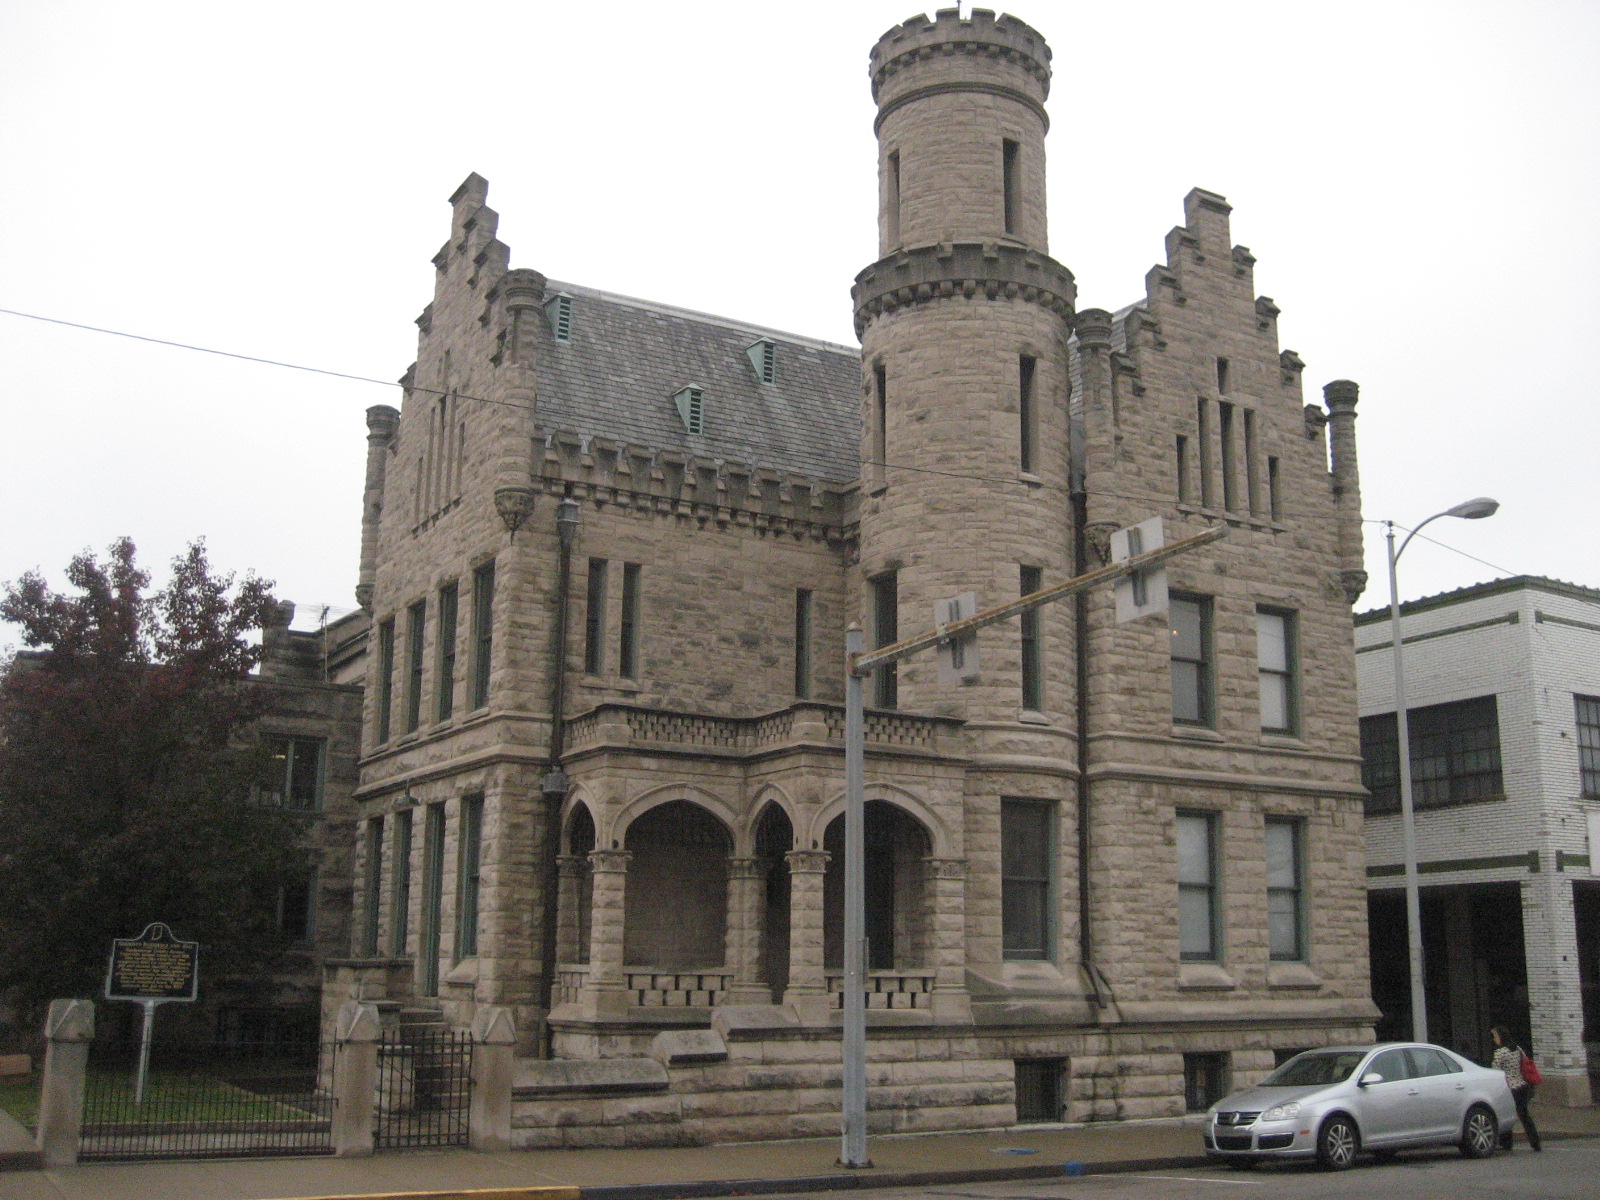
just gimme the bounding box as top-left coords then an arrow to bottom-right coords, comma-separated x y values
1071,489 -> 1104,1009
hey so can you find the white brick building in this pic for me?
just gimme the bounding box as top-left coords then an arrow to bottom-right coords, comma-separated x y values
1356,575 -> 1600,1106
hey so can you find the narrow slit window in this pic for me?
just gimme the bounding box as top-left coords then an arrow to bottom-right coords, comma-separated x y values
585,558 -> 608,676
391,809 -> 413,956
455,795 -> 484,961
1216,357 -> 1230,395
1265,817 -> 1304,961
1002,138 -> 1021,235
376,619 -> 395,744
1020,565 -> 1043,711
437,582 -> 458,721
362,816 -> 384,957
1218,401 -> 1236,511
1268,456 -> 1281,521
619,562 -> 641,680
872,571 -> 898,709
1243,409 -> 1260,516
794,588 -> 813,699
471,561 -> 495,710
420,803 -> 445,996
1176,435 -> 1190,503
405,599 -> 426,733
873,363 -> 888,474
1196,399 -> 1214,507
1019,355 -> 1036,473
886,150 -> 902,246
1177,811 -> 1219,961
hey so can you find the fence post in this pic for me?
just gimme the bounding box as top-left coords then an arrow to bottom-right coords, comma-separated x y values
331,1001 -> 380,1157
36,999 -> 94,1168
469,1006 -> 516,1151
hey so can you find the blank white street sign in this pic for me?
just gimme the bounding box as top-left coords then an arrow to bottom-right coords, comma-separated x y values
935,592 -> 980,683
1112,517 -> 1170,623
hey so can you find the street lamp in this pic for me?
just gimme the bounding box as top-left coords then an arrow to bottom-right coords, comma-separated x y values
1384,496 -> 1498,1043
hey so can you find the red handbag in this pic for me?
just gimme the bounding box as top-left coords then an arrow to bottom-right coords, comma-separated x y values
1520,1051 -> 1543,1086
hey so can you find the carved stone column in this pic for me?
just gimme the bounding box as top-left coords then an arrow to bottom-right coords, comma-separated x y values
554,855 -> 587,968
924,857 -> 972,1022
722,857 -> 772,1004
582,849 -> 632,1019
784,849 -> 831,1023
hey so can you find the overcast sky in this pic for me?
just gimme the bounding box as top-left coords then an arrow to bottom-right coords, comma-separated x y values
2,0 -> 1596,647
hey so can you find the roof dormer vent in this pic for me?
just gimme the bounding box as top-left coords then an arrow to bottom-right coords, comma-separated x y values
746,338 -> 777,384
544,293 -> 573,343
674,386 -> 705,434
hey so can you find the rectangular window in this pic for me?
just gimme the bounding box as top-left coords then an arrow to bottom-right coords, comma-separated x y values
261,735 -> 323,810
619,562 -> 641,680
1176,435 -> 1190,503
391,808 -> 413,957
471,561 -> 495,710
420,803 -> 445,996
1265,817 -> 1304,961
1014,1059 -> 1064,1123
1243,409 -> 1259,515
376,619 -> 395,743
1184,1052 -> 1229,1112
1018,355 -> 1036,473
436,582 -> 458,721
873,363 -> 888,473
455,795 -> 484,961
584,557 -> 608,675
872,571 -> 898,709
1267,455 -> 1281,521
886,150 -> 901,246
278,874 -> 313,945
1020,565 -> 1044,711
1218,401 -> 1236,511
1170,595 -> 1213,726
362,816 -> 384,957
1215,357 -> 1229,395
1359,695 -> 1503,815
1196,399 -> 1214,507
1001,138 -> 1021,235
794,588 -> 813,699
1578,695 -> 1600,798
1177,811 -> 1218,961
1002,798 -> 1052,960
405,599 -> 426,733
1257,608 -> 1296,734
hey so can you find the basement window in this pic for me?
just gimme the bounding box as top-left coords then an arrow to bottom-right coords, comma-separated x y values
746,338 -> 777,384
674,386 -> 705,434
544,293 -> 573,343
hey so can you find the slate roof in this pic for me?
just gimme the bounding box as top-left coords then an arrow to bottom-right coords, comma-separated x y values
533,282 -> 863,483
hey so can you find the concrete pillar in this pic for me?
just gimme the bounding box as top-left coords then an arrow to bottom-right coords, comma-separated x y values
468,1006 -> 516,1151
723,857 -> 772,1004
1525,875 -> 1593,1105
555,854 -> 587,968
36,999 -> 94,1168
785,849 -> 831,1022
584,849 -> 632,1017
925,858 -> 973,1022
331,1001 -> 380,1157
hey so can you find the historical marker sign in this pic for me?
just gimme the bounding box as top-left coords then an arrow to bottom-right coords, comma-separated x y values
105,923 -> 199,1002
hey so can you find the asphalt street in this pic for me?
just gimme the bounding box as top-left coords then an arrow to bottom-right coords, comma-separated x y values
761,1140 -> 1600,1200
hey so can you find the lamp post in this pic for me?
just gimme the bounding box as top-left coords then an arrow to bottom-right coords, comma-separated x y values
1384,496 -> 1498,1044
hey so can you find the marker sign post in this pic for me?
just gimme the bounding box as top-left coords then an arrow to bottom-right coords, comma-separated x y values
104,923 -> 199,1102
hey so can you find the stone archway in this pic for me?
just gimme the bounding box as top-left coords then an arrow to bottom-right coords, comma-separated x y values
754,804 -> 794,996
822,800 -> 932,970
622,800 -> 732,970
557,804 -> 596,965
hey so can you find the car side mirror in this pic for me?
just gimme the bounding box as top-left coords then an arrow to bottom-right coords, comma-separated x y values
1358,1072 -> 1384,1087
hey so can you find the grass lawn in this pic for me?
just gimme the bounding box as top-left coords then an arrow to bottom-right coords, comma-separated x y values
0,1074 -> 39,1130
83,1069 -> 320,1124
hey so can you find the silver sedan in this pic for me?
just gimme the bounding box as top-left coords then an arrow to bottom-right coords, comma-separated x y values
1203,1043 -> 1518,1170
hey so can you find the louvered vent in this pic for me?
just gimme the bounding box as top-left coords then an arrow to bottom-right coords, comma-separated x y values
746,338 -> 777,384
674,386 -> 705,434
544,293 -> 573,343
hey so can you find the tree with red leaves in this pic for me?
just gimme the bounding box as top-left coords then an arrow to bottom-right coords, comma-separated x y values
0,539 -> 310,1024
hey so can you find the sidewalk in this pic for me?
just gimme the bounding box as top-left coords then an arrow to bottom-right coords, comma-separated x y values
2,1100 -> 1595,1200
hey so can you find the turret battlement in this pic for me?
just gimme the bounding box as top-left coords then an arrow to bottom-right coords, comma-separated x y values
870,8 -> 1051,101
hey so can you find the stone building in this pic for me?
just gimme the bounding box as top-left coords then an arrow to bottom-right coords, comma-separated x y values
331,9 -> 1378,1142
1357,576 -> 1600,1105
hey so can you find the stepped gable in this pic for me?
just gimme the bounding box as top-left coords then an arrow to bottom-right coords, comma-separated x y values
531,283 -> 862,483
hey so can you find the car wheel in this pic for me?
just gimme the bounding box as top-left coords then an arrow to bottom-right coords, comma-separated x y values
1316,1115 -> 1360,1171
1460,1105 -> 1498,1159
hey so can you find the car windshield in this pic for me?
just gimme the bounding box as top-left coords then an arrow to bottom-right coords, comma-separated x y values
1261,1052 -> 1369,1087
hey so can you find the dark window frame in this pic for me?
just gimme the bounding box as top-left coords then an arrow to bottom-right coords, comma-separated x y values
1360,695 -> 1503,815
471,561 -> 495,710
1265,816 -> 1304,961
1577,695 -> 1600,798
1018,355 -> 1036,473
1257,607 -> 1298,735
794,588 -> 813,699
1170,594 -> 1214,727
584,557 -> 608,676
436,582 -> 459,721
1002,798 -> 1053,961
619,562 -> 641,680
1177,810 -> 1220,962
420,802 -> 446,996
872,571 -> 898,709
455,795 -> 484,961
261,734 -> 323,810
1001,138 -> 1021,235
362,816 -> 384,957
391,808 -> 413,957
1020,565 -> 1044,712
405,598 -> 427,734
376,618 -> 395,743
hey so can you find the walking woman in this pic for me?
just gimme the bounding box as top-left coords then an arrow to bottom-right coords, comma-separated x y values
1490,1025 -> 1542,1151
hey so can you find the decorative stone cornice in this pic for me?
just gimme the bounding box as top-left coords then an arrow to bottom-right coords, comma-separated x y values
870,10 -> 1051,102
852,241 -> 1075,337
874,82 -> 1048,135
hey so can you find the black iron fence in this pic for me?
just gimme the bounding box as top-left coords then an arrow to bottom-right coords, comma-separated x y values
374,1027 -> 473,1149
81,1037 -> 335,1161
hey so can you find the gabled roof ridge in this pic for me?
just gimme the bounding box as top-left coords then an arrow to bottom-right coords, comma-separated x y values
545,280 -> 861,359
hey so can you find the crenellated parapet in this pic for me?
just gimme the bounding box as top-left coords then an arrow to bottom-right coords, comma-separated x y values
870,8 -> 1052,112
852,240 -> 1074,336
